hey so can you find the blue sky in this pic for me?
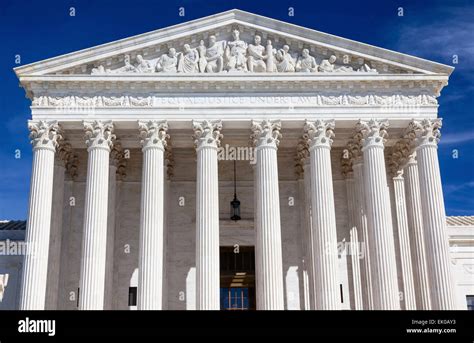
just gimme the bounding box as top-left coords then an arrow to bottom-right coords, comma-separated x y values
0,0 -> 473,219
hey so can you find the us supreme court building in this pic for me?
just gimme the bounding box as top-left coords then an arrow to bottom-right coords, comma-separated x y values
9,10 -> 473,311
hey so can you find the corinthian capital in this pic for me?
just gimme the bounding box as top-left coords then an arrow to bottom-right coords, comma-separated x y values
408,119 -> 442,148
251,119 -> 282,149
28,120 -> 62,151
138,120 -> 169,151
295,136 -> 309,178
55,141 -> 73,167
84,120 -> 115,151
356,119 -> 389,149
304,119 -> 335,149
193,120 -> 223,149
110,141 -> 127,180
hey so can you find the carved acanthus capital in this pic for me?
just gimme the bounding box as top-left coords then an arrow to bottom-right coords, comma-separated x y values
193,120 -> 223,149
304,119 -> 335,150
138,120 -> 169,151
28,120 -> 62,152
110,141 -> 127,180
341,149 -> 353,178
347,137 -> 363,165
55,141 -> 73,167
356,119 -> 389,150
295,136 -> 309,178
251,119 -> 282,149
389,137 -> 411,175
408,119 -> 442,149
84,120 -> 115,151
165,144 -> 175,180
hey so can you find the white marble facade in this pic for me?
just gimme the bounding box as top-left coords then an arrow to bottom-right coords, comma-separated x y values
8,10 -> 471,310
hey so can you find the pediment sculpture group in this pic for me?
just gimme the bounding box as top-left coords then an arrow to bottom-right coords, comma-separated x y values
91,29 -> 377,75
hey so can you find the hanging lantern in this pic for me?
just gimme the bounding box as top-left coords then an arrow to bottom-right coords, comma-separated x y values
230,160 -> 241,221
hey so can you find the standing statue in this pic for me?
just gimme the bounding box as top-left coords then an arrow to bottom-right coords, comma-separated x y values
295,49 -> 318,72
204,35 -> 224,73
177,44 -> 199,73
225,29 -> 248,72
265,40 -> 277,72
197,40 -> 207,73
275,45 -> 296,72
319,55 -> 354,72
156,48 -> 178,73
247,35 -> 267,72
135,55 -> 153,73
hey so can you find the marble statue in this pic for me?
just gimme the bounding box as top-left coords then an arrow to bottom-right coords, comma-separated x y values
89,30 -> 380,75
296,49 -> 318,72
197,40 -> 207,73
275,45 -> 296,72
178,44 -> 199,73
156,48 -> 178,73
135,55 -> 153,73
319,55 -> 354,73
204,35 -> 224,73
247,35 -> 267,72
225,29 -> 248,72
265,40 -> 277,73
112,55 -> 136,73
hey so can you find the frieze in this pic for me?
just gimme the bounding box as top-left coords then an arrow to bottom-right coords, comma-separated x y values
32,94 -> 438,108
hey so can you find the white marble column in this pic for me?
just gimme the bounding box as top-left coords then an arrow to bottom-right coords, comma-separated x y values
20,120 -> 61,310
391,169 -> 416,310
78,120 -> 115,310
296,140 -> 315,310
251,119 -> 285,310
357,119 -> 399,310
304,119 -> 340,310
104,142 -> 125,310
45,142 -> 72,309
193,120 -> 222,310
349,143 -> 374,310
411,119 -> 456,310
404,153 -> 432,310
341,155 -> 363,310
137,121 -> 168,310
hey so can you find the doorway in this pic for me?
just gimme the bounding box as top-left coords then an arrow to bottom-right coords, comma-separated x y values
220,246 -> 256,310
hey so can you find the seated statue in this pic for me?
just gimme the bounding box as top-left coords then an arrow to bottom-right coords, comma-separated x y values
225,29 -> 247,72
358,62 -> 377,73
275,45 -> 296,72
156,48 -> 178,73
247,35 -> 267,72
135,55 -> 153,73
296,49 -> 318,72
319,55 -> 354,72
204,35 -> 224,73
178,44 -> 199,73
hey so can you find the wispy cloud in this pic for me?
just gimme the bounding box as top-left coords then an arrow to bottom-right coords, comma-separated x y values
440,130 -> 474,145
395,6 -> 474,72
444,181 -> 474,194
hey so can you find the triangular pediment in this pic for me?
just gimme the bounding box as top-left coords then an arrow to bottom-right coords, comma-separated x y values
14,9 -> 453,77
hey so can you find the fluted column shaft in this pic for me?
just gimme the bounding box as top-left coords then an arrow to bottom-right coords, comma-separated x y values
137,121 -> 167,310
352,160 -> 374,310
358,119 -> 399,310
404,156 -> 432,309
413,119 -> 456,310
345,174 -> 363,310
194,120 -> 221,310
79,120 -> 115,310
303,162 -> 315,310
252,120 -> 284,310
305,119 -> 340,310
20,121 -> 61,310
392,173 -> 416,310
45,152 -> 68,310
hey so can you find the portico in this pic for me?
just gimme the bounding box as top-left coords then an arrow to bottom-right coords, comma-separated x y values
14,10 -> 457,310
